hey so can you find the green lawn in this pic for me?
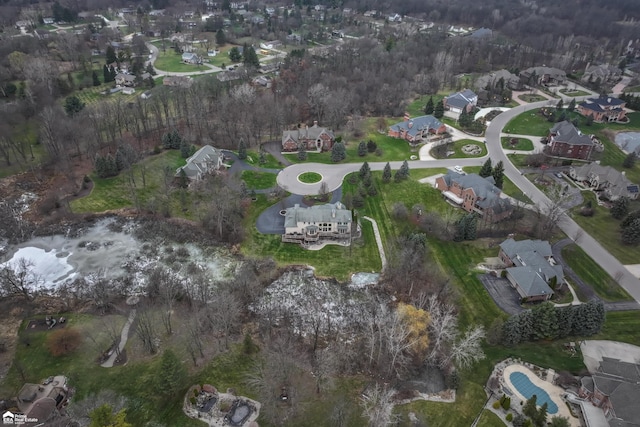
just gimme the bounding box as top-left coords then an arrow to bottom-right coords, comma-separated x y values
241,170 -> 277,189
405,94 -> 447,117
477,410 -> 506,427
154,49 -> 210,73
561,243 -> 632,302
298,171 -> 322,183
243,150 -> 283,169
503,108 -> 555,136
559,88 -> 590,97
70,150 -> 188,215
501,137 -> 534,151
568,191 -> 640,265
517,94 -> 546,103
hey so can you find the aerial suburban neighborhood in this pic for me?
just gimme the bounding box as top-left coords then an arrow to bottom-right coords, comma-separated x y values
1,0 -> 640,426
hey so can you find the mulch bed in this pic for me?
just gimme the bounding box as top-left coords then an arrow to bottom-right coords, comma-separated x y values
26,318 -> 68,333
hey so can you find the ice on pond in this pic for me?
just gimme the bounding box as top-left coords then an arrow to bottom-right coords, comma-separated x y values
1,246 -> 75,289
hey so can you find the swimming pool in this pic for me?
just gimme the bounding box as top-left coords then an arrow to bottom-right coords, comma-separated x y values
509,371 -> 559,414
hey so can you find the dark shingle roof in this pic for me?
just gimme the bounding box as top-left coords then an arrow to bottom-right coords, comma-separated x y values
550,121 -> 594,146
389,115 -> 443,139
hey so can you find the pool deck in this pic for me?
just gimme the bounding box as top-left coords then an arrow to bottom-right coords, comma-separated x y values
503,364 -> 578,425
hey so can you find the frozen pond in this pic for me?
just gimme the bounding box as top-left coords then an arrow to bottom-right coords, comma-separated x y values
0,219 -> 237,292
615,132 -> 640,154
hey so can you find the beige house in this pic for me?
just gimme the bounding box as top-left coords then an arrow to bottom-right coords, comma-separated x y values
175,145 -> 224,181
282,203 -> 352,246
569,163 -> 639,200
16,375 -> 71,426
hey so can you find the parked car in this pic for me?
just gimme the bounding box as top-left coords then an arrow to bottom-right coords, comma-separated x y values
454,166 -> 464,173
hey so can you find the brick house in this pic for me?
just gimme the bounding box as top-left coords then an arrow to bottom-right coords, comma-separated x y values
388,114 -> 446,144
547,121 -> 595,160
578,358 -> 640,426
577,96 -> 627,123
443,89 -> 478,114
281,122 -> 335,152
498,238 -> 561,302
434,171 -> 513,222
569,163 -> 639,201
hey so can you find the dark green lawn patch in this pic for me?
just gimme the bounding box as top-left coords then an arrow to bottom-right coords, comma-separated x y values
244,150 -> 282,169
501,136 -> 534,151
241,170 -> 277,189
503,108 -> 555,136
569,191 -> 640,265
476,410 -> 507,427
595,310 -> 640,344
561,243 -> 633,302
432,139 -> 487,159
559,88 -> 590,97
298,171 -> 322,183
517,94 -> 546,103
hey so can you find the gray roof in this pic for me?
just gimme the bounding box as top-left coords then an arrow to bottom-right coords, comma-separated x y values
550,121 -> 594,146
474,69 -> 519,90
500,238 -> 553,260
284,203 -> 351,227
571,163 -> 638,198
506,266 -> 554,297
445,89 -> 477,109
600,357 -> 640,382
442,171 -> 513,215
176,145 -> 221,179
521,66 -> 566,80
282,124 -> 334,144
500,238 -> 562,297
389,115 -> 443,139
116,73 -> 136,82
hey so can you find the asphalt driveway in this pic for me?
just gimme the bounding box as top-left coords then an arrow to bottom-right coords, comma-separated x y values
478,274 -> 524,315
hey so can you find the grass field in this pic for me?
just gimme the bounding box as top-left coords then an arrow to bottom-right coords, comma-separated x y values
568,191 -> 640,265
501,136 -> 534,151
153,49 -> 210,73
561,243 -> 632,302
241,170 -> 277,189
517,94 -> 546,103
431,139 -> 488,159
559,88 -> 590,97
503,108 -> 555,136
242,150 -> 283,169
70,150 -> 189,216
298,171 -> 322,183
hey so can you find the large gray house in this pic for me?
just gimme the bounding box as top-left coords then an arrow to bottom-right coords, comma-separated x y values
175,145 -> 224,181
282,203 -> 352,246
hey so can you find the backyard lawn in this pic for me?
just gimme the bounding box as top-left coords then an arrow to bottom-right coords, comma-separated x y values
240,170 -> 277,189
501,136 -> 534,151
153,49 -> 210,73
503,108 -> 555,136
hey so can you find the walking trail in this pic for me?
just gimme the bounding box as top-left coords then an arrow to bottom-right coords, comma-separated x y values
362,216 -> 387,269
101,309 -> 137,368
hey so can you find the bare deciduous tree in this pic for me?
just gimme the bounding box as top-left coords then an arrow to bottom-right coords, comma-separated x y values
360,383 -> 399,427
136,305 -> 158,355
0,257 -> 41,300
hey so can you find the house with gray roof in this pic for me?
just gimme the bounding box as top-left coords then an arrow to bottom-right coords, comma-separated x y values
443,89 -> 478,114
577,96 -> 627,123
388,114 -> 447,144
175,145 -> 224,181
474,69 -> 522,92
520,66 -> 566,87
435,171 -> 513,223
581,63 -> 622,85
282,122 -> 335,152
282,203 -> 352,246
547,121 -> 595,160
498,238 -> 562,301
570,163 -> 639,201
579,357 -> 640,427
182,52 -> 202,64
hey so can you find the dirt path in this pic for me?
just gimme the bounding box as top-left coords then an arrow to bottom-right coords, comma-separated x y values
101,309 -> 136,368
362,216 -> 387,269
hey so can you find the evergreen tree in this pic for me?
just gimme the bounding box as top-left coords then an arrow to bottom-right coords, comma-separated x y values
180,140 -> 191,158
156,349 -> 187,399
517,310 -> 534,341
63,95 -> 85,116
331,142 -> 346,162
106,45 -> 117,64
229,47 -> 242,62
458,108 -> 471,128
424,96 -> 434,115
567,98 -> 576,112
523,395 -> 538,419
572,300 -> 605,336
238,138 -> 247,160
89,404 -> 132,427
434,99 -> 445,119
621,210 -> 640,229
623,152 -> 636,168
622,218 -> 640,245
532,302 -> 559,340
92,70 -> 100,86
556,99 -> 563,111
357,141 -> 367,157
147,76 -> 155,88
399,160 -> 410,178
382,162 -> 392,183
242,45 -> 260,68
585,114 -> 594,126
549,417 -> 570,427
145,63 -> 156,76
492,160 -> 505,188
611,197 -> 629,219
359,161 -> 371,178
479,158 -> 493,177
297,142 -> 307,160
110,65 -> 117,81
534,402 -> 548,427
367,139 -> 377,153
464,214 -> 477,240
556,306 -> 575,338
216,29 -> 226,46
502,315 -> 522,346
103,64 -> 111,83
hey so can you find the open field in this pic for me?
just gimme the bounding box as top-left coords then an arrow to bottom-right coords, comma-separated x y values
153,49 -> 210,73
561,243 -> 632,302
503,108 -> 555,136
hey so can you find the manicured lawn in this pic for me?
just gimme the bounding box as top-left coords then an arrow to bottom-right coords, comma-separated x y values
70,150 -> 188,215
595,310 -> 640,344
568,191 -> 640,265
205,45 -> 238,68
405,94 -> 446,118
559,88 -> 590,97
501,137 -> 534,151
241,170 -> 277,189
477,410 -> 506,427
517,94 -> 546,103
432,139 -> 487,159
298,171 -> 322,183
463,166 -> 532,204
243,150 -> 283,169
154,49 -> 210,73
503,108 -> 554,136
561,243 -> 632,302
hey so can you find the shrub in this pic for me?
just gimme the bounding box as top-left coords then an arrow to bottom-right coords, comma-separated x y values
501,396 -> 511,410
506,413 -> 513,422
46,327 -> 82,356
492,401 -> 501,409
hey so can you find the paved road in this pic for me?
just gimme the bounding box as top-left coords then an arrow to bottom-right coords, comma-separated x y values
146,42 -> 223,77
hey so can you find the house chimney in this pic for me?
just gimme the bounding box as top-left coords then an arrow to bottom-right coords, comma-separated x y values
332,208 -> 336,218
607,98 -> 612,103
408,120 -> 413,129
313,120 -> 318,127
404,112 -> 410,122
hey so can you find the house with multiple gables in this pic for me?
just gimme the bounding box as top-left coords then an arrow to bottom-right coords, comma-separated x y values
163,76 -> 193,88
388,114 -> 446,144
569,163 -> 639,200
181,52 -> 202,64
578,357 -> 640,427
16,375 -> 72,426
282,203 -> 352,246
175,145 -> 224,181
115,73 -> 150,87
547,121 -> 595,160
520,66 -> 566,87
474,69 -> 522,92
577,96 -> 627,123
498,238 -> 562,302
434,171 -> 513,223
443,89 -> 478,114
282,122 -> 335,152
581,63 -> 622,85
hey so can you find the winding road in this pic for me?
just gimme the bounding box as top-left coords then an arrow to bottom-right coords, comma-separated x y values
275,98 -> 640,304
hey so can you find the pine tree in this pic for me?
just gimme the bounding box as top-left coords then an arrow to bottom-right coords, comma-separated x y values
216,29 -> 226,46
359,161 -> 371,179
479,158 -> 493,177
611,197 -> 629,219
92,70 -> 100,86
64,95 -> 85,116
434,99 -> 445,119
523,395 -> 538,419
459,108 -> 471,128
297,142 -> 307,160
180,140 -> 191,158
331,142 -> 346,162
501,315 -> 522,346
238,138 -> 247,160
357,141 -> 367,157
534,402 -> 549,427
622,218 -> 640,245
556,99 -> 564,111
556,306 -> 575,338
382,162 -> 392,183
424,96 -> 434,115
103,64 -> 111,83
399,160 -> 410,178
464,213 -> 477,240
623,152 -> 636,168
243,45 -> 260,68
532,302 -> 559,341
106,45 -> 117,65
572,300 -> 605,336
567,98 -> 576,112
492,160 -> 505,188
156,349 -> 187,399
